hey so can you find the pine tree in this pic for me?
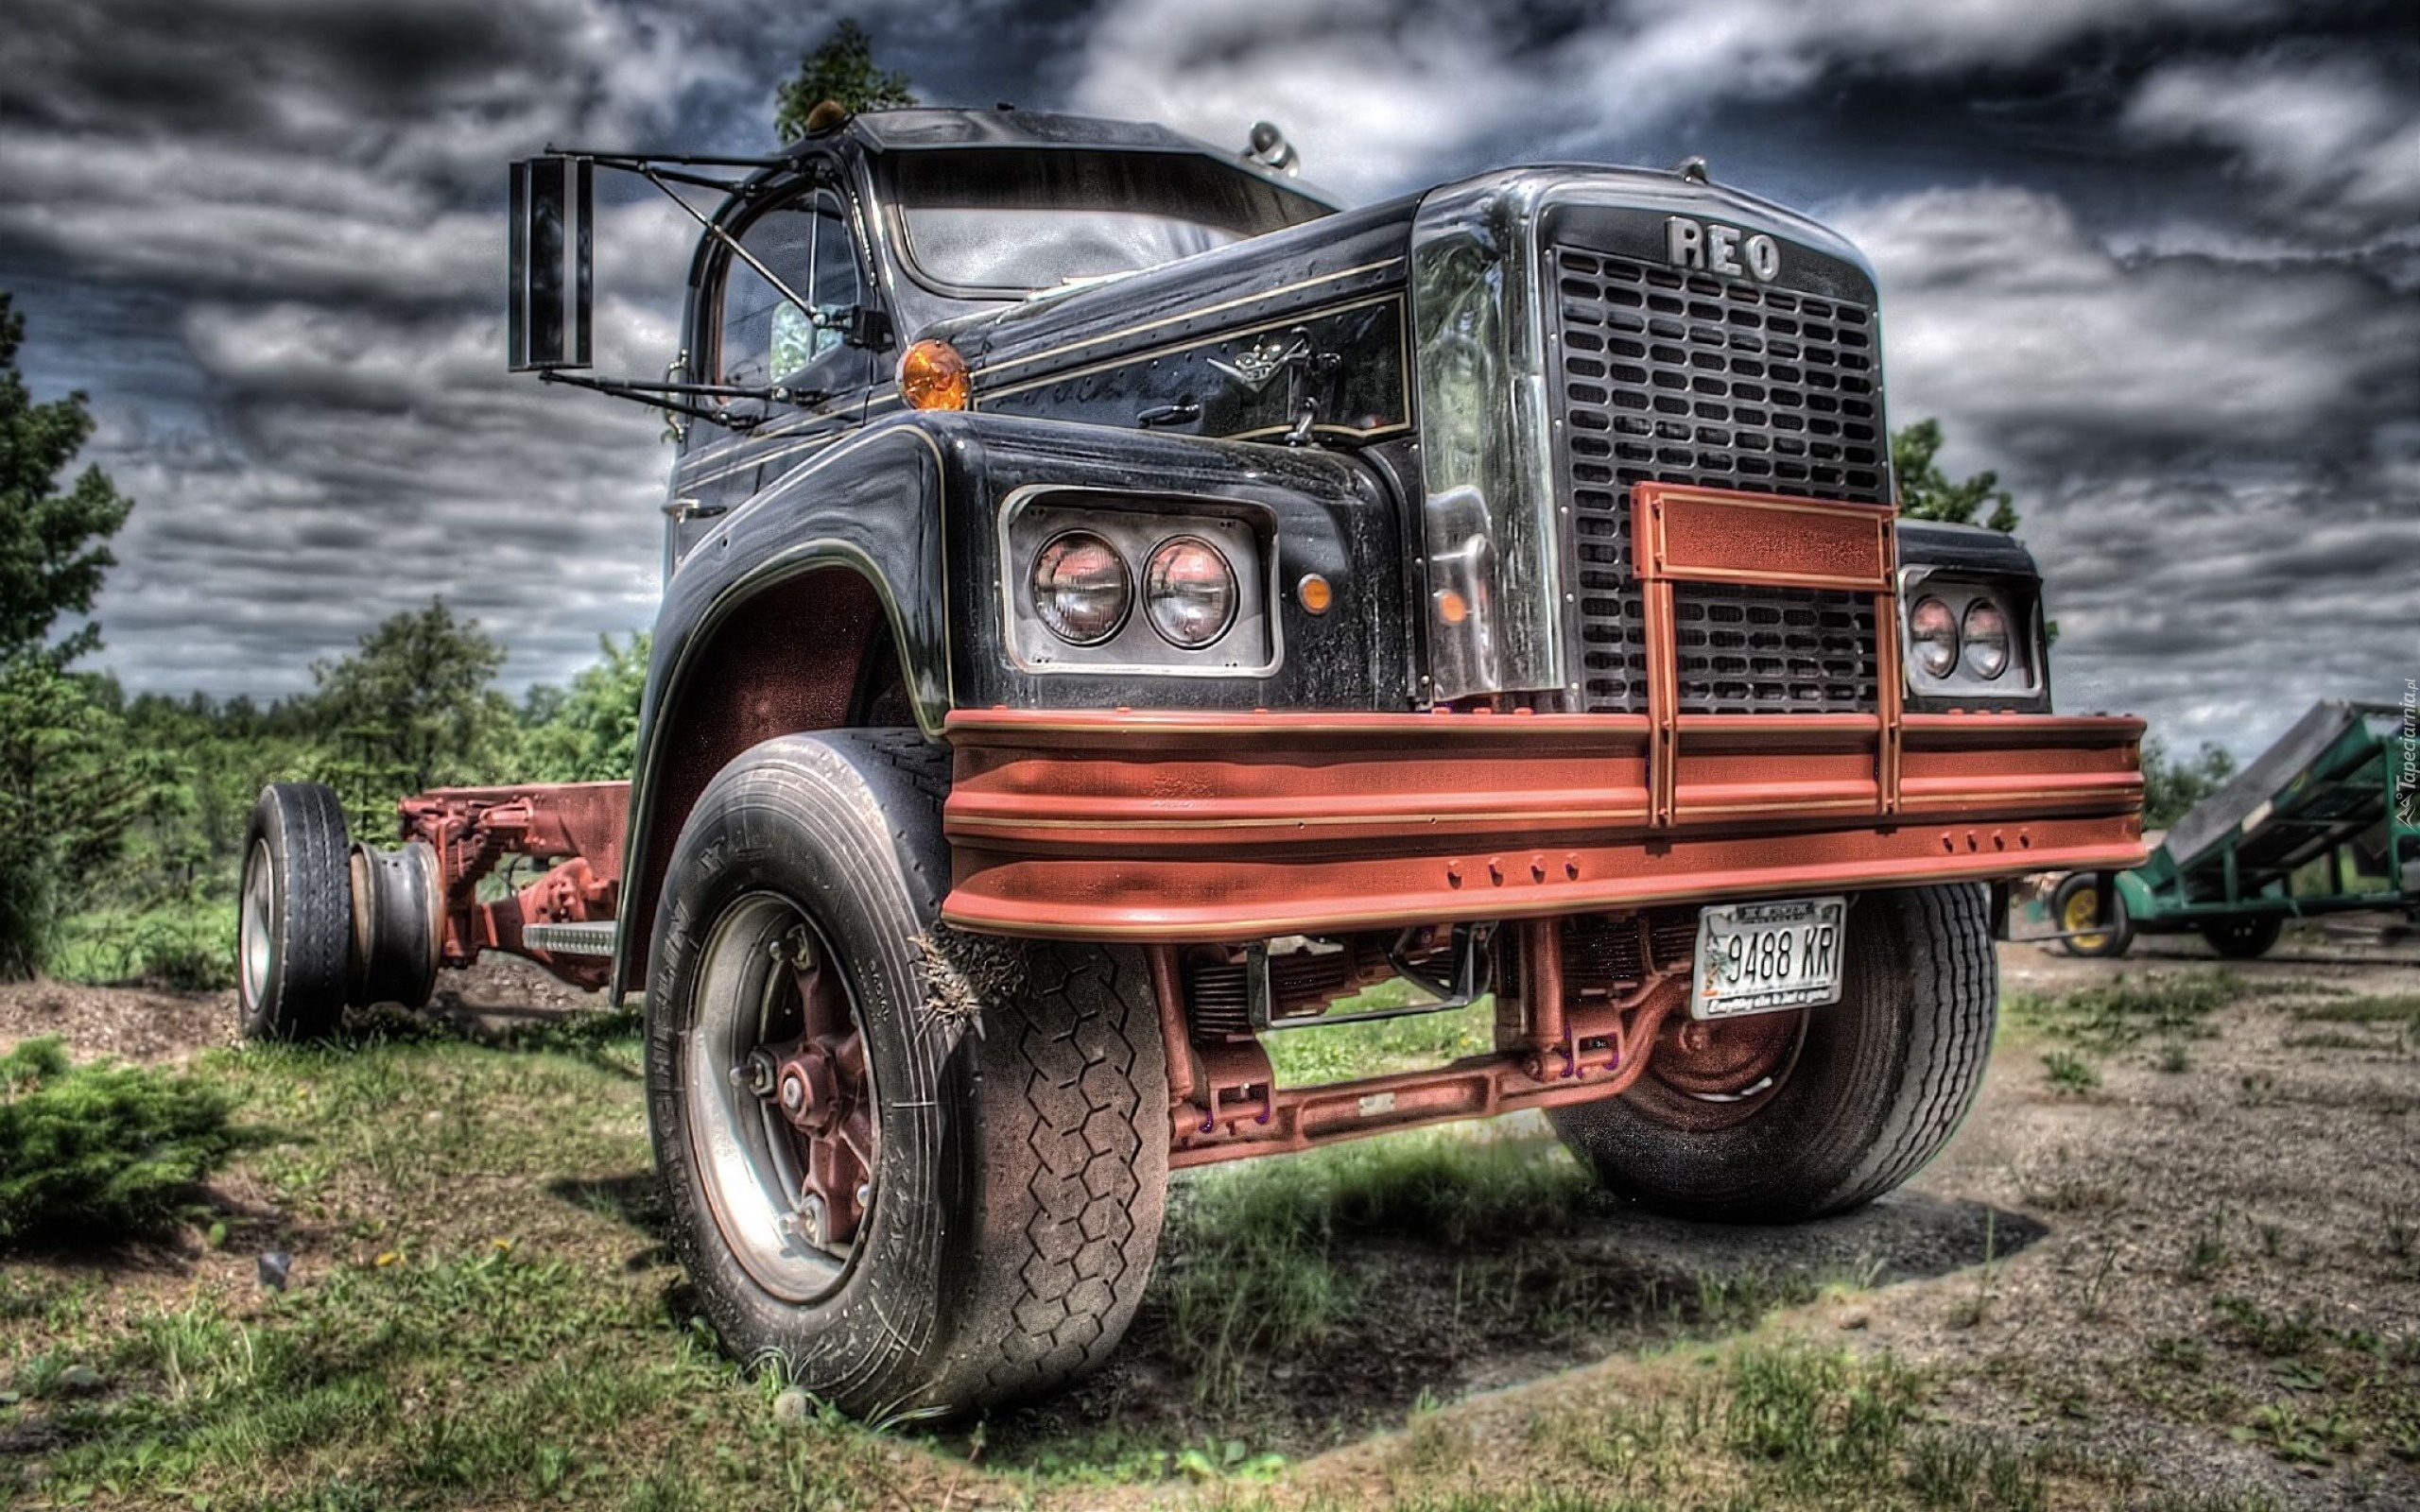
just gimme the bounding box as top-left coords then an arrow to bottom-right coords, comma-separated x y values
774,20 -> 915,142
0,292 -> 154,978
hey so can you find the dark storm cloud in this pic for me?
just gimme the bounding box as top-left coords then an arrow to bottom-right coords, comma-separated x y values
0,0 -> 2413,759
0,0 -> 735,697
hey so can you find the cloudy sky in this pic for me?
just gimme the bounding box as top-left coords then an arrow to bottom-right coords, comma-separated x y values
2,0 -> 2413,758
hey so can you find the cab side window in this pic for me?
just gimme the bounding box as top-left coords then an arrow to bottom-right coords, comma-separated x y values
718,187 -> 861,387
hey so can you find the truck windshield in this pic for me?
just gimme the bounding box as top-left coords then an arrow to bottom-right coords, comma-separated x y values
887,149 -> 1331,295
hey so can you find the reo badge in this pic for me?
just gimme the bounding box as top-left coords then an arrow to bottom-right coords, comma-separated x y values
1666,216 -> 1783,282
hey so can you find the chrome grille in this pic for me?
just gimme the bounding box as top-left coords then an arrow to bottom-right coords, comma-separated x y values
1547,244 -> 1887,713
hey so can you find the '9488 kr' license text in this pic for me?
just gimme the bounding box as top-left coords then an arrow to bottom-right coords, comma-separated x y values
1691,897 -> 1847,1019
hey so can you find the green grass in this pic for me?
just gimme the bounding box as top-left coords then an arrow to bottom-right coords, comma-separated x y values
2004,969 -> 2245,1054
2040,1049 -> 2100,1094
1200,1344 -> 2077,1511
1261,988 -> 1496,1085
2290,993 -> 2420,1024
47,897 -> 239,988
9,967 -> 2361,1509
1155,1128 -> 1599,1407
0,1021 -> 926,1511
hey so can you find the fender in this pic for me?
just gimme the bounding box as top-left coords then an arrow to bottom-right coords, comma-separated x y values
2114,867 -> 2160,921
616,407 -> 1410,995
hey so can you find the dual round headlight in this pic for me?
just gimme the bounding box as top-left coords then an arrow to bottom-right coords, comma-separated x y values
1908,594 -> 2014,680
1030,531 -> 1238,649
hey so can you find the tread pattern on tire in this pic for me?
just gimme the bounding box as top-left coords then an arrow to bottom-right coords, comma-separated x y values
1830,882 -> 1996,1211
245,782 -> 352,1041
832,730 -> 1166,1407
975,942 -> 1165,1399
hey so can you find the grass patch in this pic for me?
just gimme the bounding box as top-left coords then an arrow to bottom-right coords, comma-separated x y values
2005,969 -> 2244,1053
2282,1029 -> 2396,1052
1188,1345 -> 2090,1509
0,1039 -> 253,1246
2039,1049 -> 2100,1094
1158,1129 -> 1598,1406
0,1025 -> 932,1511
2290,993 -> 2420,1024
47,898 -> 239,989
1261,990 -> 1495,1086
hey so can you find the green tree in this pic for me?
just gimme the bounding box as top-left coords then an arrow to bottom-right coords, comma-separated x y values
519,630 -> 651,782
0,293 -> 153,979
774,18 -> 914,142
310,599 -> 516,829
2140,734 -> 2238,832
0,295 -> 132,663
1893,418 -> 2018,532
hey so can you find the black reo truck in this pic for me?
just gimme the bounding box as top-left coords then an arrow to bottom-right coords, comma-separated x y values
234,106 -> 2146,1417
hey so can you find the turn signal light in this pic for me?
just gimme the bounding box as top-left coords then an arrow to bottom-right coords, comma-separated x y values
897,339 -> 971,410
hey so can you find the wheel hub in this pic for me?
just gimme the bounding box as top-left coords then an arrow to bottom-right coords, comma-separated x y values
1634,1007 -> 1807,1130
2062,886 -> 2108,952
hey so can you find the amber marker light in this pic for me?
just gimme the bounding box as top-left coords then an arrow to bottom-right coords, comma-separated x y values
1436,589 -> 1470,626
1297,573 -> 1333,615
898,339 -> 971,410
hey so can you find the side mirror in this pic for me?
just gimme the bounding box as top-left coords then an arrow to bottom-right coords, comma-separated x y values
508,156 -> 593,370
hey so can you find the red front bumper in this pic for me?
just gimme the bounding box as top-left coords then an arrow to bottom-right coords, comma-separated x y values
938,708 -> 2146,941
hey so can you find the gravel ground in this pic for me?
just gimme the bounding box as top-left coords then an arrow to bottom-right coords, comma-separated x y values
4,920 -> 2412,1507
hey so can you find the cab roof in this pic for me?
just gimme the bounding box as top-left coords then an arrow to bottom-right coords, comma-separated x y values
814,107 -> 1339,206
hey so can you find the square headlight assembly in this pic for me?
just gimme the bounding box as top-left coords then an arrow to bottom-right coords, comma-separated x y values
1898,573 -> 2045,705
1001,489 -> 1278,676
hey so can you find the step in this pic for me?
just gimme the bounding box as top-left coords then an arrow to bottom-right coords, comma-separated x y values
522,920 -> 618,957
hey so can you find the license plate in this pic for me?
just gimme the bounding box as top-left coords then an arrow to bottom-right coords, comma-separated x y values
1690,897 -> 1847,1020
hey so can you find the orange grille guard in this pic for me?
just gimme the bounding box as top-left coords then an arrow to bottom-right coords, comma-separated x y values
938,707 -> 2148,942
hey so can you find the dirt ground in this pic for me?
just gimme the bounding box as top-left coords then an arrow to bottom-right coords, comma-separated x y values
4,919 -> 2413,1508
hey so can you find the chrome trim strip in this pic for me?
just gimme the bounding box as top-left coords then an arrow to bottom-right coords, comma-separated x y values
969,257 -> 1405,381
978,291 -> 1408,406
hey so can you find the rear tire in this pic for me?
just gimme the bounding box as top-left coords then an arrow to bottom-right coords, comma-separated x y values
2199,916 -> 2282,959
237,783 -> 354,1042
645,730 -> 1167,1419
2052,871 -> 2135,959
1549,885 -> 1997,1223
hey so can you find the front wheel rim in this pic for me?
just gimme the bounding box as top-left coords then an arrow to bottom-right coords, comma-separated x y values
683,892 -> 879,1305
239,839 -> 274,1008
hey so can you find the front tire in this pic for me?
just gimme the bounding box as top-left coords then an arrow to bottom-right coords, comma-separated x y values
1549,885 -> 1997,1224
646,730 -> 1167,1419
237,783 -> 353,1042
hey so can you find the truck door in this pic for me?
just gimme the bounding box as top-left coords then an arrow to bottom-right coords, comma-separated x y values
670,176 -> 877,556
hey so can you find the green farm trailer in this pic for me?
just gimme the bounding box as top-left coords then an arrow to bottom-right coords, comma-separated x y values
2053,700 -> 2416,958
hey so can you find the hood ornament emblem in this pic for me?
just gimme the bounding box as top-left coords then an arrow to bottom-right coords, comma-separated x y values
1210,326 -> 1340,445
1209,334 -> 1302,393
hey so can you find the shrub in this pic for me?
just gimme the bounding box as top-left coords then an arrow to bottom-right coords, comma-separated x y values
2042,1049 -> 2100,1094
0,1038 -> 246,1245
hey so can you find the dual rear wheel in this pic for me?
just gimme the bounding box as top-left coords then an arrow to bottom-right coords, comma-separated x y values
236,783 -> 441,1041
